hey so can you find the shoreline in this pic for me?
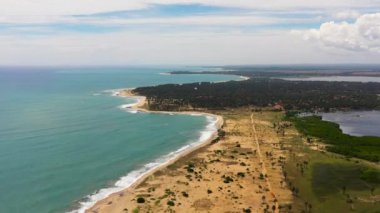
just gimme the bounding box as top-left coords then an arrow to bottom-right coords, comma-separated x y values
86,107 -> 294,213
117,88 -> 223,119
81,89 -> 224,213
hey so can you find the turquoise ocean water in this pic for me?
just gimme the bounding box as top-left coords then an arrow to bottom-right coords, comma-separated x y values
0,66 -> 240,213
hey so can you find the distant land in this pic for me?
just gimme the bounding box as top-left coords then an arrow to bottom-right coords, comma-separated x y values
90,67 -> 380,213
135,68 -> 380,111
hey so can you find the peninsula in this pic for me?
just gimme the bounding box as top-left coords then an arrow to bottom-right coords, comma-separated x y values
88,70 -> 380,213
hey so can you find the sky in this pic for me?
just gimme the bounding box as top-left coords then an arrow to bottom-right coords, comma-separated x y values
0,0 -> 380,65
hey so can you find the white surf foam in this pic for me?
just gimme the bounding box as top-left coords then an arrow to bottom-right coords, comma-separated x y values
101,88 -> 143,114
70,114 -> 218,213
239,76 -> 250,80
102,89 -> 121,96
103,88 -> 136,97
117,96 -> 145,114
118,103 -> 136,109
159,72 -> 171,75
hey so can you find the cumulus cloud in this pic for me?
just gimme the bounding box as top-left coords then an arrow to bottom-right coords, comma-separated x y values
1,1 -> 380,65
296,13 -> 380,52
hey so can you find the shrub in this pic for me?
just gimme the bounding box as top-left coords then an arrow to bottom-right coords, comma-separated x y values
222,175 -> 234,183
360,169 -> 380,183
136,197 -> 145,204
243,208 -> 252,213
182,191 -> 189,197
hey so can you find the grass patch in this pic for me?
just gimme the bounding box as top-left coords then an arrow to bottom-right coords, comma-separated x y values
283,131 -> 380,213
289,115 -> 380,162
360,168 -> 380,184
312,163 -> 373,198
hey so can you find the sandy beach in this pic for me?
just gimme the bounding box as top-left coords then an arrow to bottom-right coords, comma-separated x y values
86,90 -> 292,213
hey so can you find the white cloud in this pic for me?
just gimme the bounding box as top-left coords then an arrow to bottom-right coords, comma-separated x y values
1,30 -> 379,66
1,0 -> 379,16
0,15 -> 77,24
0,12 -> 321,27
156,0 -> 380,11
0,0 -> 146,16
295,13 -> 380,52
79,15 -> 319,27
0,0 -> 377,26
91,15 -> 278,26
1,1 -> 379,65
333,10 -> 361,20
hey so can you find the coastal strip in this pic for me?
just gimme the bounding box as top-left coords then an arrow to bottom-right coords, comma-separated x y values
117,89 -> 224,120
78,89 -> 224,213
86,95 -> 293,212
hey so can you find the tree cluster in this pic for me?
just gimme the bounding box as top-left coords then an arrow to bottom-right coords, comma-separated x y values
134,78 -> 380,111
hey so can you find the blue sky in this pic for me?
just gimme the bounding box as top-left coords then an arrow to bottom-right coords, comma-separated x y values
0,1 -> 379,65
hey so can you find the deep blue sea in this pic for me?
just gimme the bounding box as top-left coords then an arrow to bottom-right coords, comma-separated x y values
0,66 -> 240,213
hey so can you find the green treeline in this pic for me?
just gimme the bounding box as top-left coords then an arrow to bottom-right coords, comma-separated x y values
289,115 -> 380,162
134,78 -> 380,111
134,75 -> 380,162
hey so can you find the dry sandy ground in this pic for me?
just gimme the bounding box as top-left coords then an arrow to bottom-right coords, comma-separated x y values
87,109 -> 293,213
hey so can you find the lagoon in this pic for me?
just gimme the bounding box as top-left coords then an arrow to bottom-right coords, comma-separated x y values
281,76 -> 380,83
320,111 -> 380,137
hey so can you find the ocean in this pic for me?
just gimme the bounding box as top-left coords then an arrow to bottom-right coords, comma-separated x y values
0,66 -> 240,213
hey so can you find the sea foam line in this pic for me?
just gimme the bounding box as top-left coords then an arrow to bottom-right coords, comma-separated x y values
71,90 -> 220,213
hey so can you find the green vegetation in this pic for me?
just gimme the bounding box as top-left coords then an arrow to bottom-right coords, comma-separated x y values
222,175 -> 234,183
170,66 -> 380,78
312,163 -> 376,197
181,191 -> 189,197
360,168 -> 380,183
283,131 -> 380,213
167,200 -> 175,206
136,197 -> 145,203
185,163 -> 195,173
131,70 -> 380,211
289,115 -> 380,162
243,208 -> 252,213
134,78 -> 380,111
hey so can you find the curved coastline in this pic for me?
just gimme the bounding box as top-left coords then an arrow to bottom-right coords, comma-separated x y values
74,88 -> 224,213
